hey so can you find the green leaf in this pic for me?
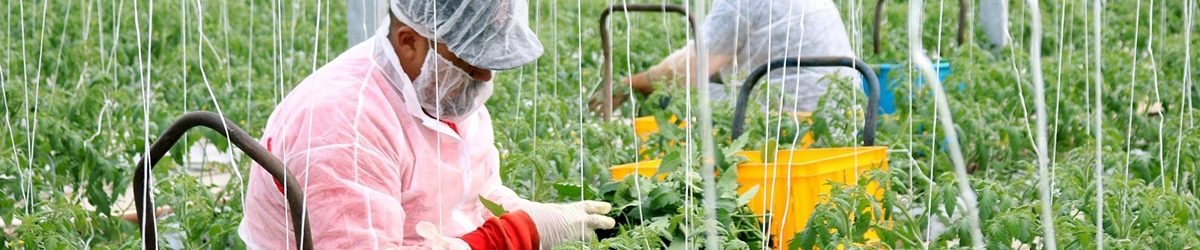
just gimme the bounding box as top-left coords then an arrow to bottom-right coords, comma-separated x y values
478,195 -> 507,217
656,150 -> 681,175
737,185 -> 760,206
553,182 -> 598,200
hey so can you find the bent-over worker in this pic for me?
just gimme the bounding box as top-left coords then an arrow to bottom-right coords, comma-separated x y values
239,0 -> 614,249
592,0 -> 859,113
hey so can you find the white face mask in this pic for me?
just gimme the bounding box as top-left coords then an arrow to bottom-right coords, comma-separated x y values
412,47 -> 494,121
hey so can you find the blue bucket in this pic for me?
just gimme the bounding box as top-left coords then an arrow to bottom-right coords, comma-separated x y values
861,62 -> 953,114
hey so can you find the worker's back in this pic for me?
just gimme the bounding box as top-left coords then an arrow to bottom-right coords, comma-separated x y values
706,0 -> 858,112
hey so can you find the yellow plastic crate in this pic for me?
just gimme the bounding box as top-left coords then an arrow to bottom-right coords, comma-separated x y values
609,159 -> 665,181
632,113 -> 815,147
632,116 -> 660,141
609,146 -> 888,249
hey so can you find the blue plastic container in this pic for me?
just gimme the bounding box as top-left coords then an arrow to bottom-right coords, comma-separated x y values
861,62 -> 953,114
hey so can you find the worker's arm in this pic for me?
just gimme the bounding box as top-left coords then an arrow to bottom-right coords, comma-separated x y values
589,0 -> 742,112
468,139 -> 542,249
459,211 -> 540,249
263,141 -> 540,250
627,0 -> 742,95
475,160 -> 615,249
474,109 -> 613,249
626,44 -> 734,94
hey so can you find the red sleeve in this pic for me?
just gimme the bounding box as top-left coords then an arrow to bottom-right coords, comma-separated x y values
460,210 -> 540,250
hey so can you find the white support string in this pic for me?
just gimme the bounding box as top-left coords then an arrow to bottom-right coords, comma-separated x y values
298,0 -> 325,245
1,0 -> 22,218
1091,0 -> 1106,247
1050,0 -> 1073,202
132,0 -> 154,245
757,0 -> 775,245
531,0 -> 540,196
908,0 -> 984,248
274,0 -> 284,105
1123,0 -> 1144,183
575,0 -> 587,243
1118,0 -> 1145,239
29,0 -> 48,202
1147,0 -> 1166,189
0,39 -> 18,219
1025,0 -> 1057,248
1176,0 -> 1196,191
1186,0 -> 1197,129
192,0 -> 244,208
775,1 -> 804,247
23,0 -> 49,218
9,0 -> 29,217
635,0 -> 679,247
686,0 -> 720,247
1002,17 -> 1042,157
931,0 -> 949,245
615,1 -> 648,248
681,1 -> 697,247
763,0 -> 797,245
433,0 -> 445,236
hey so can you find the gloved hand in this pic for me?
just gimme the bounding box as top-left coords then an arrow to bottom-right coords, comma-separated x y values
523,201 -> 617,248
415,221 -> 471,250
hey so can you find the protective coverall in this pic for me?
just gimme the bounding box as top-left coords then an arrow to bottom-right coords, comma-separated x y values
238,26 -> 538,249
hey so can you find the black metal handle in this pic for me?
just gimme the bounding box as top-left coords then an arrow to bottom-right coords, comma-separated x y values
730,56 -> 881,147
599,3 -> 696,121
133,111 -> 313,250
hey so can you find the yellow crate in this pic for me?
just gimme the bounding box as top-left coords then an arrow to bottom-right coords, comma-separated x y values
609,146 -> 888,249
632,116 -> 660,141
609,159 -> 665,181
633,113 -> 815,147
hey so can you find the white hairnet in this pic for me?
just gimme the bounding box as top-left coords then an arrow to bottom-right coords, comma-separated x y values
389,0 -> 543,70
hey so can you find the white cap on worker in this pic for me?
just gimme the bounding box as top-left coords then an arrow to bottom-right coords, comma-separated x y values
390,0 -> 544,71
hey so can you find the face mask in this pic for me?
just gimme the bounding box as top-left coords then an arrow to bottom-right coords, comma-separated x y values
412,47 -> 494,121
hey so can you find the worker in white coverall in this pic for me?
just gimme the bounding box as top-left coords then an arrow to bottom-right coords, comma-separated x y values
591,0 -> 858,113
239,0 -> 614,249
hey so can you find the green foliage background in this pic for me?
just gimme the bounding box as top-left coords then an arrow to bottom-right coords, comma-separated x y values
1,0 -> 1200,249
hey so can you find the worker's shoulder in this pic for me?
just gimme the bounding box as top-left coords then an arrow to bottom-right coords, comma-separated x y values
288,50 -> 397,104
269,65 -> 398,129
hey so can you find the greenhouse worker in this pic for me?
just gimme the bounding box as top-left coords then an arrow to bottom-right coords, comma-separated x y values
592,0 -> 858,113
238,0 -> 614,249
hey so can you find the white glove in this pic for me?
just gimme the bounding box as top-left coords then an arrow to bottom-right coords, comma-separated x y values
415,221 -> 470,250
523,201 -> 617,248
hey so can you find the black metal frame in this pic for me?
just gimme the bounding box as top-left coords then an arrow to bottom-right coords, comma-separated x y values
730,56 -> 881,147
133,111 -> 313,250
599,3 -> 697,121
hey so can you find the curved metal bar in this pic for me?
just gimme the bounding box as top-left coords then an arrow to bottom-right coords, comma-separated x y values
872,0 -> 967,54
600,3 -> 696,121
133,111 -> 313,250
730,56 -> 880,146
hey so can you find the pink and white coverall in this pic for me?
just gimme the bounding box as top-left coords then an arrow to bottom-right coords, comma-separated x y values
238,26 -> 533,249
